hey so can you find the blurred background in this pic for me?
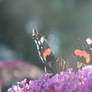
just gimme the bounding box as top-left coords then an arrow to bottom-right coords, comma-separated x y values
0,0 -> 92,91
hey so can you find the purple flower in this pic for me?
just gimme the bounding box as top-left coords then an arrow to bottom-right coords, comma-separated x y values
7,65 -> 92,92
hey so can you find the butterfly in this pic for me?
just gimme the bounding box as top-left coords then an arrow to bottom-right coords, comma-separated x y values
32,29 -> 68,74
32,29 -> 92,74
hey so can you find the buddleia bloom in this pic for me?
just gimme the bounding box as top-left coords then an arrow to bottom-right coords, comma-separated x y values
8,66 -> 92,92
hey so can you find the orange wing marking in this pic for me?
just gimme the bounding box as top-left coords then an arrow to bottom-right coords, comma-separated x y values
43,48 -> 52,62
74,49 -> 91,64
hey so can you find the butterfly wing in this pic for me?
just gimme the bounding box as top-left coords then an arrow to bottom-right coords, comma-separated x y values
33,29 -> 56,64
73,37 -> 92,65
33,29 -> 60,73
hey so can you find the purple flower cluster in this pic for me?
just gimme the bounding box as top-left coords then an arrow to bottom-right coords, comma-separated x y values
8,66 -> 92,92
